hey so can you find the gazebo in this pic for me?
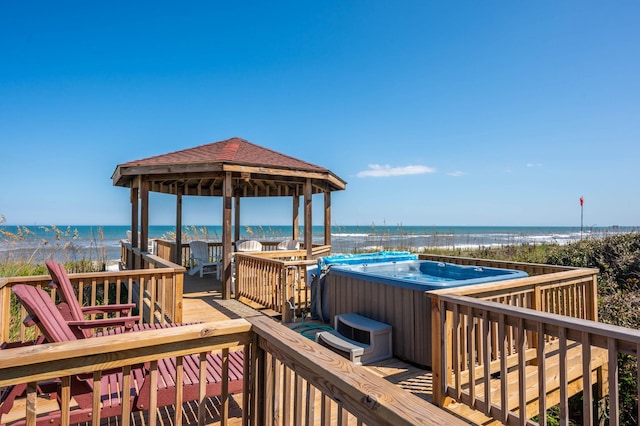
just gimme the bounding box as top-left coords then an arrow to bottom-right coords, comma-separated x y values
111,137 -> 347,298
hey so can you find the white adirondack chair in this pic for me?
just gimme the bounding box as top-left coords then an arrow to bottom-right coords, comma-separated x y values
189,241 -> 220,279
277,239 -> 300,250
235,240 -> 263,252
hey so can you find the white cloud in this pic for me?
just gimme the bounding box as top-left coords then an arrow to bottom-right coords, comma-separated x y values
527,163 -> 543,167
356,164 -> 436,178
447,171 -> 466,177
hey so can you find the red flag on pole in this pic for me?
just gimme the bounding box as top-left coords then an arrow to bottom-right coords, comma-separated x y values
580,196 -> 584,206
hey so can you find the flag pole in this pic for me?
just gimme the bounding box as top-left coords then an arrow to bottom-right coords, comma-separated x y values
580,196 -> 584,239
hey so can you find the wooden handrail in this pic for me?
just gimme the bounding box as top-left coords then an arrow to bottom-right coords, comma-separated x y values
1,317 -> 467,425
248,315 -> 467,426
0,320 -> 250,426
438,270 -> 599,323
431,293 -> 636,424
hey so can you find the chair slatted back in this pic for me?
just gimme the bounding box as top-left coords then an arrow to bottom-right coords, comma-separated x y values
12,284 -> 79,343
189,241 -> 210,261
45,260 -> 92,338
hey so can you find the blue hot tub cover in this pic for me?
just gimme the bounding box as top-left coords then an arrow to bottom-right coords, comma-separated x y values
318,251 -> 418,269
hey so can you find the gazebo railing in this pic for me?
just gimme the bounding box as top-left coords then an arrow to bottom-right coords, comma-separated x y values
154,239 -> 328,269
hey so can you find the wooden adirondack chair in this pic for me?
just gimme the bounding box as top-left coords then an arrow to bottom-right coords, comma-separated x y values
2,284 -> 244,426
45,259 -> 140,338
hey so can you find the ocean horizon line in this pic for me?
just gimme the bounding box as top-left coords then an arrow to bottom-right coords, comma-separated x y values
2,224 -> 638,264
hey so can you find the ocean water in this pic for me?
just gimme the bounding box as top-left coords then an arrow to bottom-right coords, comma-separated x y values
0,224 -> 637,264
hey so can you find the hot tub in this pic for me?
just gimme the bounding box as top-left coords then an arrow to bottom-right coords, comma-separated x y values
330,260 -> 528,291
324,259 -> 528,367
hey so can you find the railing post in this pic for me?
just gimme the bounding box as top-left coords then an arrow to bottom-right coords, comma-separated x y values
281,267 -> 293,324
431,294 -> 450,406
252,336 -> 266,426
588,274 -> 598,322
0,282 -> 10,344
530,283 -> 541,351
174,269 -> 184,324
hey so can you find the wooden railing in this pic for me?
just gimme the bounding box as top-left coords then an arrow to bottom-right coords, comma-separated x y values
430,293 -> 640,425
432,267 -> 599,322
0,266 -> 185,344
153,239 -> 329,269
0,319 -> 251,426
0,317 -> 467,426
234,245 -> 331,323
247,315 -> 467,426
235,251 -> 315,323
418,254 -> 577,276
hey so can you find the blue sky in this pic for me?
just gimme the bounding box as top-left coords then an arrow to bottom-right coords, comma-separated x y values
1,1 -> 638,227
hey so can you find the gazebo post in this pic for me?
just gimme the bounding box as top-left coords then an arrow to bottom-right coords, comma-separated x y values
140,177 -> 149,254
292,194 -> 299,241
234,194 -> 241,243
222,172 -> 233,300
175,187 -> 183,266
304,179 -> 313,259
324,192 -> 331,247
130,186 -> 138,269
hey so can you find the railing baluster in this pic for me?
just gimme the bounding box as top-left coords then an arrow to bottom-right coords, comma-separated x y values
517,317 -> 526,425
294,373 -> 303,425
122,365 -> 132,426
305,381 -> 315,426
582,332 -> 593,424
265,352 -> 275,426
482,309 -> 491,416
92,371 -> 102,426
61,376 -> 70,426
608,337 -> 619,426
536,322 -> 546,426
26,381 -> 37,426
499,313 -> 508,423
321,393 -> 331,425
149,360 -> 158,426
467,305 -> 475,408
558,327 -> 568,426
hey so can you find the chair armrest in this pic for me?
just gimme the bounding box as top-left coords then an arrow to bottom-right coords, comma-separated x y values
80,303 -> 136,316
68,315 -> 141,330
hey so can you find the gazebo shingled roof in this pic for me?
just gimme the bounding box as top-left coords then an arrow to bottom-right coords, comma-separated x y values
112,137 -> 346,299
112,137 -> 346,196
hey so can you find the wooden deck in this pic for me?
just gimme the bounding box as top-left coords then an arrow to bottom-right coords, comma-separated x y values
177,274 -> 445,422
179,273 -> 610,425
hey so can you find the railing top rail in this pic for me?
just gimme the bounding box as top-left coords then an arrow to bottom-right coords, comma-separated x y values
418,253 -> 581,272
0,319 -> 251,386
0,266 -> 186,289
427,266 -> 598,297
235,251 -> 317,266
436,293 -> 640,345
248,315 -> 467,426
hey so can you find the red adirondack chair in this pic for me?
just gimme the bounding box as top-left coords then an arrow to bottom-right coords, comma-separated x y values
1,284 -> 244,426
45,259 -> 140,338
